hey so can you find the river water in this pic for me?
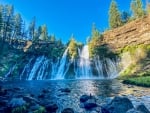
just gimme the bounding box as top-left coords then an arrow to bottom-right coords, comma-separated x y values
0,79 -> 150,112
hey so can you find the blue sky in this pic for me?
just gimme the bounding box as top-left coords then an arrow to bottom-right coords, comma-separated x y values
0,0 -> 146,43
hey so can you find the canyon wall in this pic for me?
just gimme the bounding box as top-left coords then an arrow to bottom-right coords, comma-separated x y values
103,15 -> 150,51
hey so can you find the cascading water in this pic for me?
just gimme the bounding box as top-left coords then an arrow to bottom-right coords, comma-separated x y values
20,45 -> 119,80
27,56 -> 45,80
76,45 -> 92,79
54,48 -> 69,79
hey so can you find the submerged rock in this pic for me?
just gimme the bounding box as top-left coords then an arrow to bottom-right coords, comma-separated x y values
45,102 -> 58,113
61,108 -> 74,113
84,99 -> 97,110
60,88 -> 71,93
136,104 -> 150,113
38,93 -> 45,99
0,88 -> 7,96
80,95 -> 91,102
126,108 -> 141,113
104,96 -> 134,113
9,98 -> 26,107
42,88 -> 50,93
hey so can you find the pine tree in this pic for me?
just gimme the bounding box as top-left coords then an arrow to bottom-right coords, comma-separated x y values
13,13 -> 23,38
29,17 -> 36,40
109,0 -> 122,29
5,5 -> 14,39
131,0 -> 145,18
91,23 -> 100,39
121,11 -> 130,23
0,5 -> 3,33
39,24 -> 48,40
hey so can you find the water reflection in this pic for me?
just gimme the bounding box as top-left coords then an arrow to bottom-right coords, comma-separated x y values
1,79 -> 150,112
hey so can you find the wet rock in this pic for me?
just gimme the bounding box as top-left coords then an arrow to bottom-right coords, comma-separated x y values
60,88 -> 71,93
80,95 -> 91,102
0,88 -> 7,96
42,88 -> 50,93
61,108 -> 74,113
104,96 -> 134,113
126,108 -> 141,113
136,104 -> 150,113
38,93 -> 45,99
23,95 -> 40,104
101,107 -> 110,113
13,87 -> 23,91
84,99 -> 97,110
0,100 -> 8,106
30,104 -> 40,111
45,102 -> 58,113
9,98 -> 26,107
84,103 -> 97,110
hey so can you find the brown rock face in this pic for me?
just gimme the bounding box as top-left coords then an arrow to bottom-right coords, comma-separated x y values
103,15 -> 150,51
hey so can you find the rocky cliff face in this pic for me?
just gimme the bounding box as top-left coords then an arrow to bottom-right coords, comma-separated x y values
103,15 -> 150,51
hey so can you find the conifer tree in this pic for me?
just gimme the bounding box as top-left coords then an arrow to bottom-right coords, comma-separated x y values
109,0 -> 122,29
131,0 -> 145,18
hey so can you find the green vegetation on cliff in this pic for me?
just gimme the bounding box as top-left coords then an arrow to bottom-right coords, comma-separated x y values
123,76 -> 150,87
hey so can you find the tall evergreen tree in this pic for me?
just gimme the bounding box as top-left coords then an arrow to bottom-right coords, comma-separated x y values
4,5 -> 14,39
91,23 -> 100,39
131,0 -> 145,18
13,13 -> 23,39
0,5 -> 3,33
121,11 -> 130,23
39,24 -> 48,40
109,0 -> 122,29
29,17 -> 36,40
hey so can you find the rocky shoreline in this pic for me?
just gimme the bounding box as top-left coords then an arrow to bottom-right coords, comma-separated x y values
0,84 -> 150,113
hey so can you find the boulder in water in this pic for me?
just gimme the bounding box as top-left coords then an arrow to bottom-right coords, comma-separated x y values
61,108 -> 74,113
45,102 -> 58,112
0,87 -> 7,96
60,88 -> 71,93
84,99 -> 97,110
104,96 -> 134,113
9,98 -> 26,108
136,104 -> 150,113
126,108 -> 142,113
80,94 -> 91,102
42,88 -> 50,93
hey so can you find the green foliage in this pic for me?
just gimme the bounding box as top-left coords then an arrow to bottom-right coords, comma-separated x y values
12,105 -> 27,113
14,13 -> 23,38
33,106 -> 46,113
109,0 -> 122,29
29,17 -> 36,40
121,11 -> 130,24
39,24 -> 48,40
0,5 -> 3,32
131,0 -> 145,18
119,44 -> 150,78
68,36 -> 81,59
88,24 -> 117,59
123,76 -> 150,87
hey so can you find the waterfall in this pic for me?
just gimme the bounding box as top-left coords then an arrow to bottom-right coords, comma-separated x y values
20,57 -> 34,80
54,48 -> 69,79
5,63 -> 17,78
50,59 -> 59,79
76,45 -> 92,79
27,56 -> 45,80
36,59 -> 49,80
20,45 -> 119,80
94,57 -> 104,78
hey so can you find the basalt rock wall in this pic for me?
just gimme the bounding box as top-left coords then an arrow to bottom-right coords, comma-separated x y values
103,15 -> 150,51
